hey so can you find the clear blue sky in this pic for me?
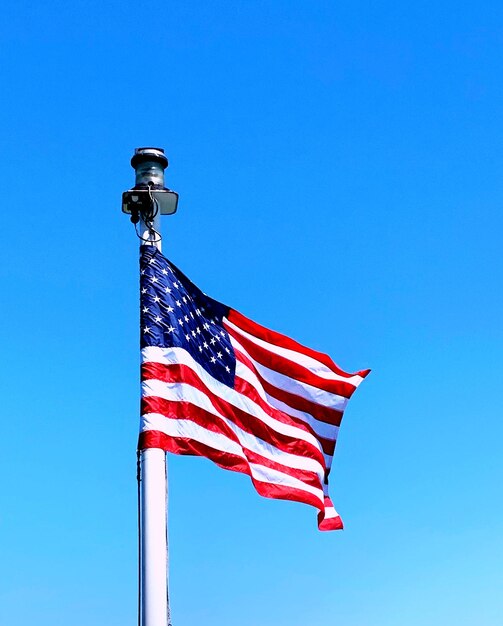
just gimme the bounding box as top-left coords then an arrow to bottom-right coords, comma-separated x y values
1,2 -> 502,625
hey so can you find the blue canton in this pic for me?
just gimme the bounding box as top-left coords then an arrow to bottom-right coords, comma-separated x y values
140,245 -> 236,387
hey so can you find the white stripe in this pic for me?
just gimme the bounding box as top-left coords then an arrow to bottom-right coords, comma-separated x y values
142,411 -> 243,455
230,336 -> 349,412
249,463 -> 324,503
143,379 -> 324,476
225,317 -> 364,386
141,412 -> 324,505
142,346 -> 324,456
322,506 -> 340,520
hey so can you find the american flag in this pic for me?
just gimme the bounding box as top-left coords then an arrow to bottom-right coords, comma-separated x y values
139,245 -> 369,530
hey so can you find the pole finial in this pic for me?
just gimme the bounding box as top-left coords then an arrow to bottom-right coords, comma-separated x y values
131,147 -> 168,171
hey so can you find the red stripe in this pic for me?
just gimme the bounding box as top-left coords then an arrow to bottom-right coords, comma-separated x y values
318,513 -> 344,531
226,323 -> 359,399
228,309 -> 370,380
235,348 -> 344,428
142,361 -> 336,456
318,496 -> 344,531
139,430 -> 340,530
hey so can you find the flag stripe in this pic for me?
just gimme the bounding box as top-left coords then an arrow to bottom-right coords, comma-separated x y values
142,427 -> 335,517
141,347 -> 326,462
140,413 -> 325,502
143,360 -> 337,457
233,356 -> 339,457
226,316 -> 365,385
142,374 -> 326,466
226,323 -> 358,399
234,347 -> 345,427
230,336 -> 350,412
226,317 -> 365,391
142,392 -> 325,479
228,309 -> 370,380
140,428 -> 343,531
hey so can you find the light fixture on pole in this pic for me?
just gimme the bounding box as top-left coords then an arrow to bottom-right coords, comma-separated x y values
123,147 -> 179,223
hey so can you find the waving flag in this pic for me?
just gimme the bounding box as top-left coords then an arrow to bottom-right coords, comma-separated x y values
139,245 -> 369,530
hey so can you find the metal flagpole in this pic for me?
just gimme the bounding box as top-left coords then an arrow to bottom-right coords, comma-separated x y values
123,147 -> 178,626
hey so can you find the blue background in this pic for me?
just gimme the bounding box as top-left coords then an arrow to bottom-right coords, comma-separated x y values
1,2 -> 502,625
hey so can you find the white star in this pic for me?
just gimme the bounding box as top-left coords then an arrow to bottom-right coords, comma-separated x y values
141,288 -> 147,294
182,296 -> 187,303
140,269 -> 146,275
196,327 -> 201,334
203,342 -> 209,349
178,318 -> 184,326
176,300 -> 182,307
191,330 -> 196,337
210,356 -> 216,364
173,282 -> 179,289
215,335 -> 221,342
210,338 -> 216,345
198,346 -> 203,352
161,268 -> 168,275
185,334 -> 191,341
167,326 -> 175,333
142,306 -> 149,313
225,347 -> 230,354
217,351 -> 222,359
184,315 -> 189,322
190,312 -> 194,319
149,257 -> 156,264
143,326 -> 150,334
165,287 -> 172,294
225,366 -> 230,373
155,316 -> 162,323
166,305 -> 174,313
153,296 -> 160,303
196,309 -> 201,316
220,331 -> 225,336
151,276 -> 158,283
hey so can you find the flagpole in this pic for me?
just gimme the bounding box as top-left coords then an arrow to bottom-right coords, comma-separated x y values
127,148 -> 172,626
140,448 -> 170,626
